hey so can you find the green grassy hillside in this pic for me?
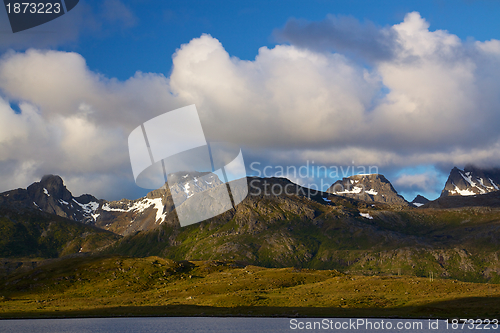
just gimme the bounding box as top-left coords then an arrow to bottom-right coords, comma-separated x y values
101,180 -> 500,283
0,256 -> 499,319
0,205 -> 120,259
1,177 -> 500,319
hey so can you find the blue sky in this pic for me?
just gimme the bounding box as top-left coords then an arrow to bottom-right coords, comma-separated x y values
1,0 -> 500,202
74,0 -> 500,80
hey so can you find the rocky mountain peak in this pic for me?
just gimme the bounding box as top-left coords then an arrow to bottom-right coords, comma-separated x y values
40,174 -> 63,186
327,173 -> 408,206
27,174 -> 72,202
1,175 -> 101,224
441,165 -> 500,197
166,171 -> 224,204
97,171 -> 226,235
411,194 -> 429,207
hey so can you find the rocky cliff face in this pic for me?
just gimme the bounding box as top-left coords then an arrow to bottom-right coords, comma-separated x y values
441,165 -> 500,197
327,174 -> 408,206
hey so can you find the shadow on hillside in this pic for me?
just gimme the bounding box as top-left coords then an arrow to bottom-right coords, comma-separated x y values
2,296 -> 499,319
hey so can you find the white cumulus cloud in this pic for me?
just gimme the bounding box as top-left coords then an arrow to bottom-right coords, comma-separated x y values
1,12 -> 500,200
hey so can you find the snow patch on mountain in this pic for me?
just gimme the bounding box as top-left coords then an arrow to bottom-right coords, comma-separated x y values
101,205 -> 127,212
102,198 -> 165,223
336,186 -> 363,194
450,184 -> 477,196
360,212 -> 373,219
72,199 -> 99,214
328,174 -> 408,206
183,183 -> 193,198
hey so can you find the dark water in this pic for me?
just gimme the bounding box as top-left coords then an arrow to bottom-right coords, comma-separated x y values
0,317 -> 497,332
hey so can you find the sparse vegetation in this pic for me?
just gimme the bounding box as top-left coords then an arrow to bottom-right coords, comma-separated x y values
0,256 -> 499,319
2,178 -> 500,318
0,206 -> 120,258
102,198 -> 500,283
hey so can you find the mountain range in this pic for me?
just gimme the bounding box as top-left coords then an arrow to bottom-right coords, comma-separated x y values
1,166 -> 500,283
7,166 -> 500,237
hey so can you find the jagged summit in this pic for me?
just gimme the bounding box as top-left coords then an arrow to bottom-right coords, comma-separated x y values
40,174 -> 64,186
27,174 -> 72,203
166,171 -> 224,204
98,171 -> 226,235
441,165 -> 500,197
327,173 -> 408,206
0,175 -> 101,224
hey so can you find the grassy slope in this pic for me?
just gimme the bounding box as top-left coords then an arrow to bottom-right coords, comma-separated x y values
1,178 -> 500,318
0,256 -> 499,319
0,206 -> 120,259
102,192 -> 500,283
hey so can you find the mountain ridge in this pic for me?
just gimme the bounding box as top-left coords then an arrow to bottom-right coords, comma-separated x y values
101,177 -> 500,282
1,173 -> 500,283
327,174 -> 408,206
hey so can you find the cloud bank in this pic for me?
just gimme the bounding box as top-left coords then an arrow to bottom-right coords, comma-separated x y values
1,12 -> 500,199
275,14 -> 399,62
393,170 -> 443,199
